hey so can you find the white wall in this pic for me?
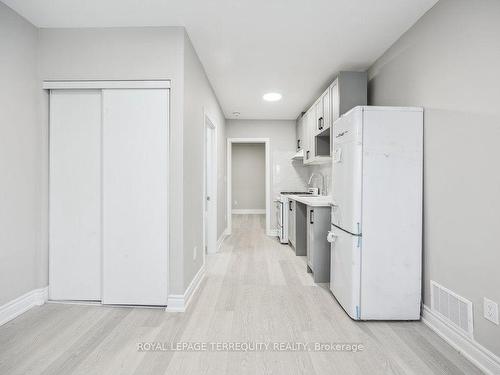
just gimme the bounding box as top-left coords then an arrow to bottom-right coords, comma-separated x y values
232,143 -> 266,211
0,2 -> 42,305
368,0 -> 500,355
227,120 -> 311,229
182,32 -> 226,290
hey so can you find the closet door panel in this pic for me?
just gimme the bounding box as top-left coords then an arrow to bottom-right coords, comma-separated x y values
102,89 -> 169,306
49,90 -> 102,301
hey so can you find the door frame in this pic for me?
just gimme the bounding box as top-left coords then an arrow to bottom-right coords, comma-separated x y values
203,111 -> 218,256
226,138 -> 271,236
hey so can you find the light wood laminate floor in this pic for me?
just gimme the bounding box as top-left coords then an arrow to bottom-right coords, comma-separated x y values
0,215 -> 482,374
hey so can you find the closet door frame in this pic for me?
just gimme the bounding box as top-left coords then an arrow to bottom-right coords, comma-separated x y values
44,80 -> 171,90
46,80 -> 171,304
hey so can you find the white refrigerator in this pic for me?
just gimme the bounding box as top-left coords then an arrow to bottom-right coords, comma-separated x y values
328,106 -> 423,320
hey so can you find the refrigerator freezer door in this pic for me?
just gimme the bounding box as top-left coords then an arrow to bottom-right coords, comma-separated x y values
332,109 -> 363,235
329,225 -> 361,320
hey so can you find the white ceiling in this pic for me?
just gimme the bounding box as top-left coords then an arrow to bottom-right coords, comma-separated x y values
4,0 -> 438,119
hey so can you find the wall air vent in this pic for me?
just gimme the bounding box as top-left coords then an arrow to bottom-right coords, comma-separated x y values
430,280 -> 474,338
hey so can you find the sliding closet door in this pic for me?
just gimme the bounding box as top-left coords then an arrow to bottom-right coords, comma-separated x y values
102,89 -> 169,305
49,90 -> 102,300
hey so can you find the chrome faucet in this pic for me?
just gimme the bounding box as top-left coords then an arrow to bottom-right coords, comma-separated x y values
308,172 -> 326,195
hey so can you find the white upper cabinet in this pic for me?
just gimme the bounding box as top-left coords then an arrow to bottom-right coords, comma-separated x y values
301,71 -> 367,165
296,113 -> 304,151
329,79 -> 339,127
315,97 -> 323,133
303,107 -> 314,162
315,88 -> 331,134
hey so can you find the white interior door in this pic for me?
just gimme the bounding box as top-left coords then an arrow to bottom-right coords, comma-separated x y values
49,90 -> 102,301
204,120 -> 217,254
102,89 -> 169,306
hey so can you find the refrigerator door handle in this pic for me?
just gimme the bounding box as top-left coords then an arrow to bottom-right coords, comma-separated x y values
333,148 -> 342,163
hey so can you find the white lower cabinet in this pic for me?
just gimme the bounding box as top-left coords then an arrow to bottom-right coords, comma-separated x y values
49,87 -> 170,306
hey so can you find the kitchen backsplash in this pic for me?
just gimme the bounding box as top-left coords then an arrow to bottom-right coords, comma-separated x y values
273,150 -> 310,198
273,150 -> 332,197
309,163 -> 331,196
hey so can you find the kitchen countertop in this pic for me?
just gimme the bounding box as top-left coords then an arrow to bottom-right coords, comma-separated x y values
288,195 -> 333,207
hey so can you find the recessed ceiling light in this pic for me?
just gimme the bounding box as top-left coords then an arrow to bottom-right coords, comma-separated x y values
263,92 -> 282,102
232,111 -> 241,117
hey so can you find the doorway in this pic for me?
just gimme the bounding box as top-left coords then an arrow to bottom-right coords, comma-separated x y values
204,113 -> 217,255
226,138 -> 270,236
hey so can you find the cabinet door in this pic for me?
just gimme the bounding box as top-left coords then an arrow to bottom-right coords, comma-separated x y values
307,208 -> 314,269
330,80 -> 339,124
296,116 -> 303,151
322,89 -> 331,131
49,90 -> 102,301
310,107 -> 318,163
303,110 -> 312,163
315,98 -> 323,133
289,200 -> 295,246
102,88 -> 169,306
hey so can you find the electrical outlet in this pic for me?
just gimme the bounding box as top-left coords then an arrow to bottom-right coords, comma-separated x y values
193,246 -> 197,261
483,297 -> 499,325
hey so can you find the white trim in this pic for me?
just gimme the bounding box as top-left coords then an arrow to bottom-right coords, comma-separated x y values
165,265 -> 206,312
267,229 -> 278,237
217,230 -> 229,251
47,300 -> 165,309
0,287 -> 48,326
232,209 -> 266,214
43,80 -> 171,90
422,305 -> 500,375
227,138 -> 271,236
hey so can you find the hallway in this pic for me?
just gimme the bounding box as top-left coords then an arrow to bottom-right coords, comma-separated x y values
0,215 -> 481,374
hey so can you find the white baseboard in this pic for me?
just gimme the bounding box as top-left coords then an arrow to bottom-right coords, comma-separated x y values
232,209 -> 265,214
216,230 -> 229,251
0,287 -> 48,326
267,229 -> 278,237
422,305 -> 500,374
166,265 -> 206,312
